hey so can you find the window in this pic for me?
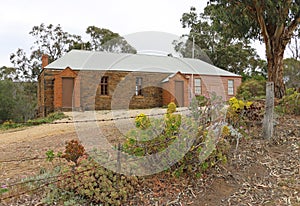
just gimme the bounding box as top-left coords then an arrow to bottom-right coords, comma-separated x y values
228,80 -> 234,95
100,76 -> 108,95
135,77 -> 143,96
194,78 -> 202,95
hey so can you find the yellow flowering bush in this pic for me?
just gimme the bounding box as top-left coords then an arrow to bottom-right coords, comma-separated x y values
229,97 -> 252,112
167,102 -> 177,114
227,97 -> 253,126
135,113 -> 150,129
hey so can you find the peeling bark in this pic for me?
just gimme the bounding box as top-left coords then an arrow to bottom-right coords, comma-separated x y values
267,52 -> 285,98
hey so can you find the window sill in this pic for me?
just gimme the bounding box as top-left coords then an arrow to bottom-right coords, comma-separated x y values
100,95 -> 111,98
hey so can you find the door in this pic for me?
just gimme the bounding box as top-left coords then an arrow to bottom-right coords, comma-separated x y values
175,81 -> 184,106
62,78 -> 74,108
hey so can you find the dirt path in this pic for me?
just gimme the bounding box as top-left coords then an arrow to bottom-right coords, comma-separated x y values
0,108 -> 189,182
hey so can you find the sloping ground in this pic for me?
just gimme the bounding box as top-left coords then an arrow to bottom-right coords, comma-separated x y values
127,115 -> 300,205
0,113 -> 299,205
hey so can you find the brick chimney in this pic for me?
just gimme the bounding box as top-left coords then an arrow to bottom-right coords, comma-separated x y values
42,54 -> 49,69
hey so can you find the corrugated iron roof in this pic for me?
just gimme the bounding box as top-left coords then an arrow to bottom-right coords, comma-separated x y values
45,50 -> 240,77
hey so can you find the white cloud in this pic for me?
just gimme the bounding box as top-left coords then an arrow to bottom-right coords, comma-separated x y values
0,0 -> 269,67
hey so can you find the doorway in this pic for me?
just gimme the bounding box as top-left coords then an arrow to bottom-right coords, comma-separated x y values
175,81 -> 184,106
62,78 -> 74,108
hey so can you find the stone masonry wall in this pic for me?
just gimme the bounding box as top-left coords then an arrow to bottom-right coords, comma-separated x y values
79,71 -> 170,110
37,69 -> 61,116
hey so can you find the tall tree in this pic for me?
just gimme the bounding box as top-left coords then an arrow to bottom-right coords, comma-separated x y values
0,66 -> 17,80
175,7 -> 266,77
0,80 -> 37,123
86,26 -> 136,53
204,0 -> 300,98
10,23 -> 82,80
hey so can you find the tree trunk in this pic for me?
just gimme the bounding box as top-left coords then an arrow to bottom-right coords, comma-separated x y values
266,47 -> 286,99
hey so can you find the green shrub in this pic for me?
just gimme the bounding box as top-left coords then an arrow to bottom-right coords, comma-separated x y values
195,95 -> 209,107
135,113 -> 150,129
237,79 -> 266,100
1,112 -> 67,130
277,89 -> 300,115
0,120 -> 23,130
43,140 -> 138,205
164,113 -> 182,136
123,101 -> 231,178
58,158 -> 139,205
167,102 -> 177,114
27,112 -> 67,125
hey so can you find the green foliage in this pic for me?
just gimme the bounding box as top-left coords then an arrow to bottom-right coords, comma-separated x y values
277,89 -> 300,115
0,112 -> 66,130
123,97 -> 232,178
10,23 -> 135,81
175,7 -> 265,75
204,1 -> 300,41
0,80 -> 37,123
27,112 -> 66,124
0,185 -> 8,194
196,95 -> 209,106
42,140 -> 139,205
86,26 -> 137,53
135,113 -> 150,129
10,24 -> 82,80
283,58 -> 300,89
203,1 -> 300,98
57,158 -> 138,205
167,102 -> 177,114
0,66 -> 17,80
46,150 -> 55,162
164,113 -> 182,136
237,78 -> 266,100
226,97 -> 264,128
123,117 -> 180,157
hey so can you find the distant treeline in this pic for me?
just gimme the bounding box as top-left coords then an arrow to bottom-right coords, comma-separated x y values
0,80 -> 37,123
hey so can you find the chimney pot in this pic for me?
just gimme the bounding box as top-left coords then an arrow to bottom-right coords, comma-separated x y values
42,54 -> 49,69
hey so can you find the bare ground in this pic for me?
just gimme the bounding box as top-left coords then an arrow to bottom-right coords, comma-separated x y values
0,110 -> 299,206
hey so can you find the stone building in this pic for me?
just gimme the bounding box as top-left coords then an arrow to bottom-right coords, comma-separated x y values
37,50 -> 242,116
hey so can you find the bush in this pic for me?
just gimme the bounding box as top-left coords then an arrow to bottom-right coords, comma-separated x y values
122,99 -> 232,178
62,140 -> 86,166
57,158 -> 139,205
0,80 -> 37,123
27,112 -> 67,125
277,89 -> 300,115
43,140 -> 139,205
167,102 -> 177,114
226,97 -> 264,138
237,78 -> 266,100
135,113 -> 150,129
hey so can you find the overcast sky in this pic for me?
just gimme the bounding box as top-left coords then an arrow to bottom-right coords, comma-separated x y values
0,0 -> 267,67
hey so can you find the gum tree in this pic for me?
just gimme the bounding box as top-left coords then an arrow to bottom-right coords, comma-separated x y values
86,26 -> 136,53
175,7 -> 266,77
10,23 -> 82,80
204,0 -> 300,98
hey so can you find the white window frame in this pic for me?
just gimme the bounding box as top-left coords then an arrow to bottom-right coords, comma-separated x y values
228,79 -> 234,95
194,78 -> 202,95
135,77 -> 143,96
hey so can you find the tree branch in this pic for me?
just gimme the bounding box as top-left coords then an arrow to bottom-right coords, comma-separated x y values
253,0 -> 271,57
283,10 -> 300,46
